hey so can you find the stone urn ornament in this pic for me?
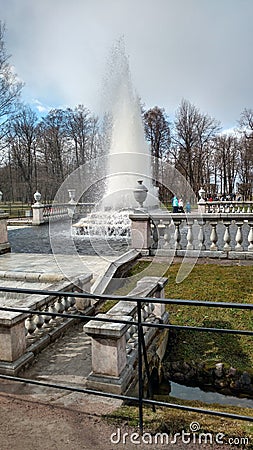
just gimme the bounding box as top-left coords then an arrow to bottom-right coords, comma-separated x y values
198,187 -> 205,200
68,189 -> 76,204
34,191 -> 42,204
133,180 -> 148,209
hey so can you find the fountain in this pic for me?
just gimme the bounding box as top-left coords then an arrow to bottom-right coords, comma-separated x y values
73,38 -> 158,238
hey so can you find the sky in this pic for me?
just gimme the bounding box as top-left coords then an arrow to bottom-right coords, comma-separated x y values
1,0 -> 253,130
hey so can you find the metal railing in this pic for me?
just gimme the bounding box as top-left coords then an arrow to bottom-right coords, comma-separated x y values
0,285 -> 252,433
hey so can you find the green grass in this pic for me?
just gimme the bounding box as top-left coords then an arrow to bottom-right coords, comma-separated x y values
101,261 -> 253,369
105,402 -> 253,447
103,260 -> 253,443
164,263 -> 253,371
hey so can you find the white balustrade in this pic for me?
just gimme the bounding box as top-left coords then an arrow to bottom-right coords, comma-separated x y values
248,223 -> 253,251
24,291 -> 79,343
204,201 -> 253,214
131,212 -> 253,259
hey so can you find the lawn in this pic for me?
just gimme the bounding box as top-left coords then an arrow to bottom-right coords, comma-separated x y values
118,260 -> 253,370
164,262 -> 253,371
105,259 -> 253,444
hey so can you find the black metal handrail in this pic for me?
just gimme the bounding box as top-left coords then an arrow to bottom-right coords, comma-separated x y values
0,285 -> 252,433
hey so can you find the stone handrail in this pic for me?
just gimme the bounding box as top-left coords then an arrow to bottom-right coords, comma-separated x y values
201,201 -> 253,214
130,211 -> 253,259
32,202 -> 96,225
0,273 -> 92,375
84,276 -> 168,394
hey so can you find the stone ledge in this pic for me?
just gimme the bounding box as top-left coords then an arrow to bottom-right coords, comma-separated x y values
84,314 -> 132,338
85,364 -> 134,395
0,243 -> 11,255
0,352 -> 34,376
92,249 -> 140,295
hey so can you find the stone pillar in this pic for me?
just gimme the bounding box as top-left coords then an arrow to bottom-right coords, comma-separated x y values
32,204 -> 45,225
84,314 -> 134,393
198,199 -> 206,214
0,213 -> 11,254
0,315 -> 27,362
129,213 -> 151,256
84,314 -> 131,378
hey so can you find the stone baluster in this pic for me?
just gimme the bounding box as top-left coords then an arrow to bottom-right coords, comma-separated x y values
235,222 -> 244,252
68,293 -> 77,312
41,306 -> 52,329
248,222 -> 253,251
163,221 -> 171,248
144,303 -> 155,320
33,312 -> 45,335
210,222 -> 218,251
61,296 -> 71,312
54,296 -> 65,320
186,220 -> 194,250
126,324 -> 137,355
25,315 -> 37,339
48,303 -> 58,325
197,219 -> 206,250
223,222 -> 232,251
173,220 -> 182,250
156,220 -> 165,249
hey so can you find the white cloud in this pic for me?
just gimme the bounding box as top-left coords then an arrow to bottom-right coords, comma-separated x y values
31,99 -> 51,114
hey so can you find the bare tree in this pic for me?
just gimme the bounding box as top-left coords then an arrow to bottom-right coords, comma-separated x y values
172,99 -> 220,193
36,109 -> 69,200
143,106 -> 171,201
0,22 -> 23,127
237,109 -> 253,198
213,134 -> 240,196
5,104 -> 38,202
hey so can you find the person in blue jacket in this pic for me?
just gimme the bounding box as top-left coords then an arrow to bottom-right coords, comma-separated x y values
172,195 -> 179,213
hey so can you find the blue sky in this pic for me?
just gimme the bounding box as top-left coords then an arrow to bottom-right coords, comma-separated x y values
1,0 -> 253,129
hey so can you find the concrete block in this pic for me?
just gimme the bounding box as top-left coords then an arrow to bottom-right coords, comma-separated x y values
0,321 -> 26,362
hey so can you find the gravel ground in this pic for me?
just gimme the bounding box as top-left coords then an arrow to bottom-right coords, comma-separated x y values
1,391 -> 246,450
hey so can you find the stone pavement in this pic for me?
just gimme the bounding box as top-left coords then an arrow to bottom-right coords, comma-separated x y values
0,252 -> 117,293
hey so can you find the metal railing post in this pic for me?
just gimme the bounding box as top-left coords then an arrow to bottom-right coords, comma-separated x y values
137,300 -> 144,434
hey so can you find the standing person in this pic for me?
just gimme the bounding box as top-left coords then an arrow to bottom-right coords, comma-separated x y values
186,201 -> 191,213
178,198 -> 184,212
172,195 -> 179,213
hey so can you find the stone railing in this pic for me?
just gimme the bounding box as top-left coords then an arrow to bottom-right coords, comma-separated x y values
32,202 -> 96,225
84,276 -> 168,394
130,212 -> 253,259
201,201 -> 253,214
0,273 -> 92,375
0,213 -> 10,254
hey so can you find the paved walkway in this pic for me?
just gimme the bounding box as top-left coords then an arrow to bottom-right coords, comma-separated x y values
0,252 -> 117,293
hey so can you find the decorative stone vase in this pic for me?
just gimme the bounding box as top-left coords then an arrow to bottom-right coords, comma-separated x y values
68,189 -> 76,204
34,191 -> 41,204
198,187 -> 205,200
133,180 -> 148,208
